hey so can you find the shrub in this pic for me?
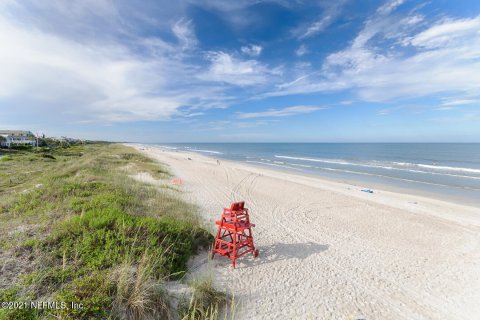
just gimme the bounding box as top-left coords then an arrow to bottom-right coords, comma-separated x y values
0,288 -> 37,320
40,153 -> 56,160
53,272 -> 115,319
48,208 -> 209,275
11,145 -> 33,151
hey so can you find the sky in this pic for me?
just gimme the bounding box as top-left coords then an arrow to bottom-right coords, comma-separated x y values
0,0 -> 479,142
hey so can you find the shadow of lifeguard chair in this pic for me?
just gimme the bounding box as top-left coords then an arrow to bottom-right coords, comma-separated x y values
212,201 -> 259,268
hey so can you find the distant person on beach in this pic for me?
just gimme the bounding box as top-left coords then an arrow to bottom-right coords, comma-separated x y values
217,159 -> 220,165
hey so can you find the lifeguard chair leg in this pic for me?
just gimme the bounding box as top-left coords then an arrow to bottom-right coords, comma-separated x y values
212,226 -> 222,259
232,232 -> 237,268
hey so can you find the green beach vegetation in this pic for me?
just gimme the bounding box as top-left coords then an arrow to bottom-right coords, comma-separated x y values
0,143 -> 228,319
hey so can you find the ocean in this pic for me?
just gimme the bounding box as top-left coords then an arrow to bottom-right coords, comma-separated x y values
151,143 -> 480,206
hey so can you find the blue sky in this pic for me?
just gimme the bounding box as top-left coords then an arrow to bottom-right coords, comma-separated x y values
1,0 -> 479,142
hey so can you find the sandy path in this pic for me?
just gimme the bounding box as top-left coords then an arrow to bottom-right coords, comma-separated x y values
133,145 -> 480,320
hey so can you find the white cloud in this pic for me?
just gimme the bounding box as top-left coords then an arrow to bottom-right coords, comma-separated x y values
295,1 -> 348,39
241,44 -> 262,56
0,16 -> 193,122
3,0 -> 478,134
377,104 -> 427,116
237,105 -> 323,119
0,3 -> 242,124
295,44 -> 308,56
442,99 -> 480,106
172,18 -> 198,50
300,15 -> 333,39
270,2 -> 480,103
376,0 -> 405,15
200,51 -> 280,86
435,106 -> 455,111
184,112 -> 205,117
402,14 -> 424,26
349,15 -> 480,101
405,16 -> 480,49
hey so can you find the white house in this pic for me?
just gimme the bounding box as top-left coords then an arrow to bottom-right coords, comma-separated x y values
0,130 -> 37,148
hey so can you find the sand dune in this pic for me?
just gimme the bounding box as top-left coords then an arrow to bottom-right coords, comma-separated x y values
133,145 -> 480,320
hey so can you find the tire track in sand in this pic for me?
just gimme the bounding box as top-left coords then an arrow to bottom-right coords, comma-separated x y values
157,152 -> 471,320
227,174 -> 459,320
272,201 -> 467,320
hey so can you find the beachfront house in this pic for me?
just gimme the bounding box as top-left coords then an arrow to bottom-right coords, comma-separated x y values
0,130 -> 37,148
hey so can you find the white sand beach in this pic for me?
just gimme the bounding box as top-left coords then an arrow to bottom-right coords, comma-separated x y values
133,145 -> 480,320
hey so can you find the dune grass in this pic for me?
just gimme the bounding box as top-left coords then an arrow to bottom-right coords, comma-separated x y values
0,143 -> 226,319
180,276 -> 234,320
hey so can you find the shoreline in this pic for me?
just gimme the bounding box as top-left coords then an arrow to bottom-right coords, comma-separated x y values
141,143 -> 480,208
131,144 -> 480,319
131,144 -> 480,227
245,158 -> 480,208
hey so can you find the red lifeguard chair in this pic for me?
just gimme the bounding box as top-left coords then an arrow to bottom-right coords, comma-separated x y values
212,201 -> 259,268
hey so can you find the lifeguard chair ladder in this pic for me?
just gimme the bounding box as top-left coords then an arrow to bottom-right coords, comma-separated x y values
212,201 -> 259,268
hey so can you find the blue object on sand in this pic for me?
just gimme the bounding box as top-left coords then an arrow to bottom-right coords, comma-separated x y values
361,189 -> 374,193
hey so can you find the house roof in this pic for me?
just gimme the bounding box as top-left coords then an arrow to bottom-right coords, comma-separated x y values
0,130 -> 33,136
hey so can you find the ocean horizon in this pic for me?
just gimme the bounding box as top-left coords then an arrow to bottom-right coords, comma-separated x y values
146,143 -> 480,206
